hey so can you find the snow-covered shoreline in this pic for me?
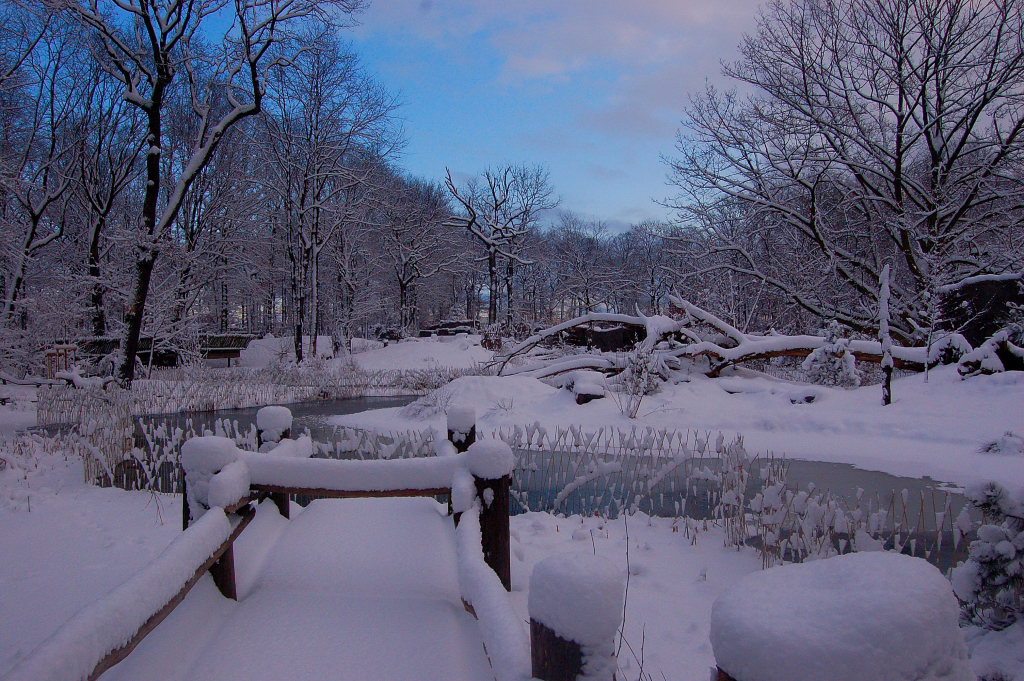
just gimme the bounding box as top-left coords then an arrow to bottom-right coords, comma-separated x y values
329,367 -> 1024,489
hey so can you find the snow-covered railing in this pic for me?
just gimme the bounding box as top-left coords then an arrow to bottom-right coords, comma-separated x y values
4,506 -> 251,681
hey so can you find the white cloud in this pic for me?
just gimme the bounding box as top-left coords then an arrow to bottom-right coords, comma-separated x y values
354,0 -> 762,137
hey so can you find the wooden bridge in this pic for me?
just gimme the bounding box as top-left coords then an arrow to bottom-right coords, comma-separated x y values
2,424 -> 526,681
102,496 -> 493,681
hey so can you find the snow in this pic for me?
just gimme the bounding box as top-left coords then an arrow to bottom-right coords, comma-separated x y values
105,497 -> 492,681
240,449 -> 467,492
263,434 -> 313,459
966,621 -> 1024,680
465,439 -> 513,480
451,466 -> 476,513
238,335 -> 334,368
256,406 -> 292,442
332,367 -> 1024,489
4,508 -> 232,681
180,436 -> 239,518
0,451 -> 181,677
528,553 -> 624,680
710,552 -> 971,681
447,406 -> 476,434
207,461 -> 250,510
347,335 -> 492,371
455,502 -> 531,681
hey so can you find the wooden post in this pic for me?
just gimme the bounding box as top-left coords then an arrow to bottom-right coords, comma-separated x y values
448,425 -> 475,452
531,619 -> 583,681
465,436 -> 512,591
475,473 -> 511,590
271,491 -> 290,519
181,478 -> 191,531
715,669 -> 738,681
209,543 -> 237,600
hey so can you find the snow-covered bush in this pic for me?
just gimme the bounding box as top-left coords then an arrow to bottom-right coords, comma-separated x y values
609,347 -> 662,418
801,321 -> 861,387
399,385 -> 456,419
952,481 -> 1024,630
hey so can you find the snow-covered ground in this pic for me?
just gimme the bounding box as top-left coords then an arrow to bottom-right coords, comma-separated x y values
346,334 -> 492,371
331,367 -> 1024,489
0,384 -> 37,437
2,445 -> 1021,680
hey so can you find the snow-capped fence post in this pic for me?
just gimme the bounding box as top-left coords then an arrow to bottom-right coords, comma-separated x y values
447,407 -> 476,452
710,552 -> 972,681
466,439 -> 512,590
256,406 -> 293,518
529,554 -> 625,681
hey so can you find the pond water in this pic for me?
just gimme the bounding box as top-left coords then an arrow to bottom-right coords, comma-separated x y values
146,395 -> 418,443
122,396 -> 977,569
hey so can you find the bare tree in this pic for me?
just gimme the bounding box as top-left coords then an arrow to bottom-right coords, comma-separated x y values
445,164 -> 558,326
74,64 -> 145,337
0,19 -> 81,326
669,0 -> 1024,342
258,34 -> 396,360
374,174 -> 459,331
62,0 -> 365,384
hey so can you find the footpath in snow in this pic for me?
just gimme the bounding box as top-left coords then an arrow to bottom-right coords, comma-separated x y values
101,497 -> 491,681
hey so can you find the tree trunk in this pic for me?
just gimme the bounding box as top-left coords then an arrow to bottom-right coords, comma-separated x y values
118,250 -> 157,386
117,92 -> 166,387
505,258 -> 514,329
88,219 -> 106,337
488,250 -> 498,325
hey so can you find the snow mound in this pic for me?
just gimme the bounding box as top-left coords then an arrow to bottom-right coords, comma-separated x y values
451,467 -> 476,514
256,406 -> 292,442
265,435 -> 313,459
710,552 -> 970,681
207,460 -> 250,509
979,431 -> 1024,456
528,553 -> 625,647
466,440 -> 513,480
239,334 -> 333,368
447,407 -> 476,434
3,509 -> 232,681
181,436 -> 239,517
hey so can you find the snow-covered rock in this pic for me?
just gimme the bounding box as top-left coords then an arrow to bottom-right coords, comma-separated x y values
529,553 -> 625,681
256,406 -> 292,443
466,440 -> 513,480
710,551 -> 970,681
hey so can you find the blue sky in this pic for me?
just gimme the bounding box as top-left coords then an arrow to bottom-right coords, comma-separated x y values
349,0 -> 762,230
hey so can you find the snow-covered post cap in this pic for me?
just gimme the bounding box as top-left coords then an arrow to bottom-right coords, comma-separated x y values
528,553 -> 625,681
447,407 -> 476,452
181,436 -> 240,523
710,552 -> 971,681
256,405 -> 292,445
465,440 -> 513,480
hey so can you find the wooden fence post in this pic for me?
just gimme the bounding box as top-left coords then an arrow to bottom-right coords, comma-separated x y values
209,543 -> 237,600
181,478 -> 191,531
256,406 -> 292,519
529,554 -> 625,681
447,407 -> 476,453
530,620 -> 583,681
465,439 -> 512,591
